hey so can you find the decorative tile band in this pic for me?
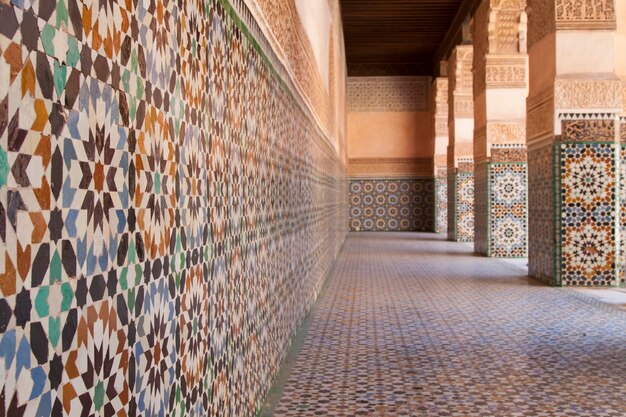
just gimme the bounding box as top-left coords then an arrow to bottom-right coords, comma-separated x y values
0,1 -> 347,417
349,178 -> 435,232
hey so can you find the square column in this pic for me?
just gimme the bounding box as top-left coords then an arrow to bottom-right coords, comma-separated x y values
447,46 -> 475,242
472,0 -> 529,257
527,0 -> 624,285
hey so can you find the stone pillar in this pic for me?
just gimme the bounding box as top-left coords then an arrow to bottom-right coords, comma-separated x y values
527,0 -> 624,285
472,0 -> 529,257
447,45 -> 475,242
432,73 -> 450,234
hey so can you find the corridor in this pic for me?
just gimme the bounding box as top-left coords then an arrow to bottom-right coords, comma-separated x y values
265,233 -> 626,417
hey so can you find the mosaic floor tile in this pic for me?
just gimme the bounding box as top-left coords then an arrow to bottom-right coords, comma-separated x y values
266,233 -> 626,417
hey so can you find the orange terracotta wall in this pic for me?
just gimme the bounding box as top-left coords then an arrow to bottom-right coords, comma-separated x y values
347,112 -> 433,159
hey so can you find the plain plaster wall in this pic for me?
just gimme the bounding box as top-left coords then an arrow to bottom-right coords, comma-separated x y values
347,112 -> 433,159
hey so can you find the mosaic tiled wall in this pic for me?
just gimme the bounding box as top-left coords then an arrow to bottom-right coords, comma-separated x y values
0,1 -> 348,416
620,145 -> 626,284
435,176 -> 448,234
528,143 -> 556,284
474,164 -> 488,253
489,163 -> 528,257
447,172 -> 474,242
349,178 -> 435,232
558,143 -> 618,286
530,138 -> 622,286
476,163 -> 528,257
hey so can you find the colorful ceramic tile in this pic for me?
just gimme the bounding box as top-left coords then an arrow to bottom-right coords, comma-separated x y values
349,178 -> 435,232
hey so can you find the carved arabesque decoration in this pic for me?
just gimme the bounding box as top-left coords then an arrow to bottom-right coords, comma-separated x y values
555,0 -> 616,29
555,79 -> 622,110
348,77 -> 429,112
560,119 -> 616,141
488,123 -> 527,144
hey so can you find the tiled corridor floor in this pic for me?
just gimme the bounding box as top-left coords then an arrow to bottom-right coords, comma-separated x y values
263,233 -> 626,417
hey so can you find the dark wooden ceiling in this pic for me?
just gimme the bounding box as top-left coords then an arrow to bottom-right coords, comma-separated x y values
340,0 -> 464,76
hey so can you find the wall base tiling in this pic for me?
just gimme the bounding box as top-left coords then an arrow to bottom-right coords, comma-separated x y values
435,176 -> 448,234
530,139 -> 623,287
349,178 -> 435,232
621,145 -> 626,284
476,163 -> 528,258
474,164 -> 489,254
528,143 -> 556,284
557,142 -> 618,286
447,171 -> 474,242
0,1 -> 347,416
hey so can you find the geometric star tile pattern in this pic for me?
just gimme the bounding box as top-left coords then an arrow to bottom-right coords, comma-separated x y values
0,1 -> 347,416
448,172 -> 474,242
349,178 -> 435,232
434,176 -> 447,234
488,163 -> 527,257
559,143 -> 617,286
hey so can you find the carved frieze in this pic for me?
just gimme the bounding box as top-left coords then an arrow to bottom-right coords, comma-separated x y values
555,0 -> 616,30
560,119 -> 615,141
348,77 -> 430,112
488,122 -> 526,144
435,119 -> 449,135
458,158 -> 475,173
348,158 -> 432,178
486,63 -> 527,88
453,98 -> 474,117
527,88 -> 555,145
490,145 -> 528,162
555,79 -> 622,110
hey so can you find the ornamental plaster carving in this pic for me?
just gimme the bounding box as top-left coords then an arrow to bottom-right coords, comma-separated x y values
560,119 -> 616,141
453,98 -> 475,117
490,144 -> 528,162
486,63 -> 527,87
527,88 -> 555,145
554,79 -> 623,110
348,77 -> 430,112
434,78 -> 449,117
348,158 -> 432,178
436,120 -> 449,135
474,126 -> 488,162
555,0 -> 616,29
488,122 -> 527,144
